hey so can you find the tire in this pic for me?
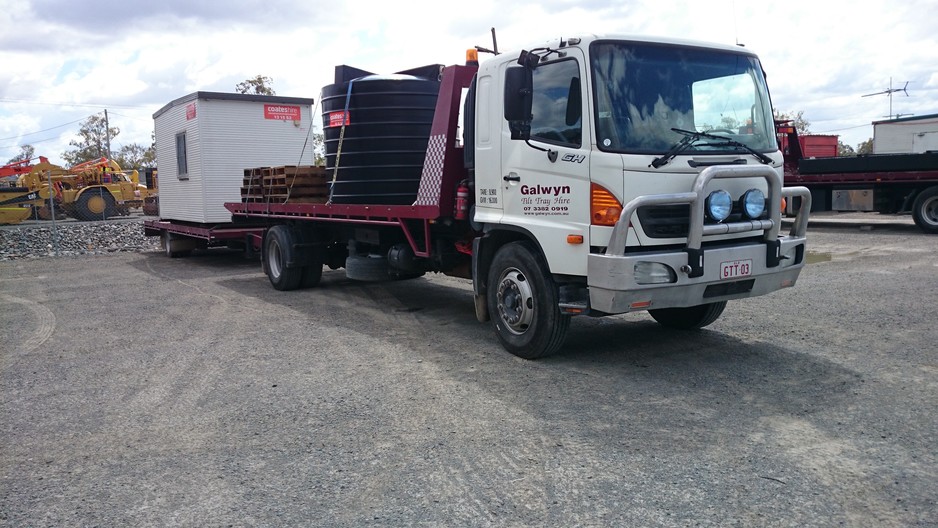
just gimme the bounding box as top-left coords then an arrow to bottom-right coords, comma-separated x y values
389,270 -> 425,281
296,229 -> 325,288
35,205 -> 53,220
345,253 -> 391,281
300,260 -> 324,289
264,225 -> 303,291
486,241 -> 570,359
161,232 -> 192,258
648,301 -> 728,330
912,186 -> 938,234
300,266 -> 324,288
73,190 -> 116,221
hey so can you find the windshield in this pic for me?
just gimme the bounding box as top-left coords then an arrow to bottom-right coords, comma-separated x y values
590,41 -> 776,154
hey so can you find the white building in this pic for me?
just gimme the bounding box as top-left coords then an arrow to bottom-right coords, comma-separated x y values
153,92 -> 316,223
872,113 -> 938,154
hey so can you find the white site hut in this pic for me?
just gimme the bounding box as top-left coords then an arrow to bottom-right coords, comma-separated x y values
153,92 -> 316,223
873,113 -> 938,154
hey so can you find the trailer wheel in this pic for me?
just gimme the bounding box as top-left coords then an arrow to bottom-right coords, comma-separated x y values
648,301 -> 727,330
487,241 -> 570,359
161,232 -> 191,258
912,186 -> 938,234
264,225 -> 302,291
74,191 -> 116,221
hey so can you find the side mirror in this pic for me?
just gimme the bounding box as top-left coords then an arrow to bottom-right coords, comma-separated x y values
504,57 -> 535,140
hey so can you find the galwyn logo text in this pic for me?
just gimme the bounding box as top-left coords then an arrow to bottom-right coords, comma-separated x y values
520,185 -> 571,197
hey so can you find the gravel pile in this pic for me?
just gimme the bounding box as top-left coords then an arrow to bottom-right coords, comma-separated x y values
0,219 -> 160,261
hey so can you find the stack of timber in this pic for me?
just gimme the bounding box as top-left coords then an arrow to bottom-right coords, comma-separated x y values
241,166 -> 330,204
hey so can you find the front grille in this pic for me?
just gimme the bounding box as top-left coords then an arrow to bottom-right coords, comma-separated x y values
636,204 -> 691,238
636,204 -> 767,238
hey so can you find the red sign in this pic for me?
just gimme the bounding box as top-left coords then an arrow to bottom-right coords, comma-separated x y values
328,111 -> 350,127
264,104 -> 301,121
185,102 -> 197,120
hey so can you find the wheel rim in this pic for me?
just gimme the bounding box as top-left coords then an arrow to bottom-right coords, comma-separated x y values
87,194 -> 106,214
267,239 -> 283,278
495,267 -> 535,335
921,196 -> 938,227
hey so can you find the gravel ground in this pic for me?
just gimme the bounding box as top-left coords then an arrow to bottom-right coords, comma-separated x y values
1,216 -> 935,526
0,217 -> 160,261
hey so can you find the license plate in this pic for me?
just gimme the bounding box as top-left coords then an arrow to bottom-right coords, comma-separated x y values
720,259 -> 752,280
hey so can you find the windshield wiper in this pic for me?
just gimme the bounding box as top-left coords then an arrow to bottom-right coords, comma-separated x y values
650,128 -> 772,168
700,139 -> 773,165
649,130 -> 701,168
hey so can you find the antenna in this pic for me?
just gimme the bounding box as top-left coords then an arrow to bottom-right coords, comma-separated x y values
732,0 -> 744,46
862,77 -> 910,120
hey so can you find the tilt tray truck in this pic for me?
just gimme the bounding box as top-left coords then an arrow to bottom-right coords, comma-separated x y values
155,34 -> 812,358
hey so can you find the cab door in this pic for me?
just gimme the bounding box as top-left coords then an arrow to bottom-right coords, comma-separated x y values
498,52 -> 592,276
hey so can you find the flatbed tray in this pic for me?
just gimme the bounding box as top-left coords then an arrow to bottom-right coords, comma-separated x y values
225,201 -> 442,222
799,151 -> 938,174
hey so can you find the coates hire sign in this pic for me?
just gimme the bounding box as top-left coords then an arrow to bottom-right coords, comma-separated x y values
264,104 -> 301,121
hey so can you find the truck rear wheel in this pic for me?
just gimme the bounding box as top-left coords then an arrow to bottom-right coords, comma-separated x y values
264,225 -> 303,291
74,191 -> 116,221
648,301 -> 727,330
300,262 -> 324,288
487,241 -> 570,359
912,186 -> 938,234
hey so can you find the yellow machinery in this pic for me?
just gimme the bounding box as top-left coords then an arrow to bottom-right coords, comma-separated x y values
0,158 -> 51,224
17,157 -> 154,221
0,186 -> 50,224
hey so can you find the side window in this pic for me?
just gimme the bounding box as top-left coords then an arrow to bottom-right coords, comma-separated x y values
175,132 -> 188,179
530,59 -> 582,146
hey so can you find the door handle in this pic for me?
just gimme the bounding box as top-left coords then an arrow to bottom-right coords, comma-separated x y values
503,173 -> 520,182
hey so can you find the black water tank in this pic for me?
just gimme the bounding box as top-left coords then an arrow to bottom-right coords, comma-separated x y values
321,64 -> 442,205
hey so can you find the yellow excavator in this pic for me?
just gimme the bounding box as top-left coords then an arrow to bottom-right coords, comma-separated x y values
13,157 -> 154,222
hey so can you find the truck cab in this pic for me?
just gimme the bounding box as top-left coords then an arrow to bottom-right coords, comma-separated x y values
467,35 -> 810,356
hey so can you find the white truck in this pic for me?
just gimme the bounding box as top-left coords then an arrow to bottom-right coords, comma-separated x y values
200,34 -> 811,358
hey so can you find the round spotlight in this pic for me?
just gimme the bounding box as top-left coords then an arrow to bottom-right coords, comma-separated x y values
741,189 -> 766,219
706,190 -> 733,222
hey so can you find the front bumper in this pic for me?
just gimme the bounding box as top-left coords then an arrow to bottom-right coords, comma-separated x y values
587,165 -> 811,314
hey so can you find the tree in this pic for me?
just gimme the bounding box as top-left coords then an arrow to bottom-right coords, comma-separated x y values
114,143 -> 155,169
62,114 -> 119,166
856,138 -> 873,155
236,75 -> 275,95
312,133 -> 325,166
719,116 -> 740,130
113,131 -> 156,169
837,141 -> 855,157
7,144 -> 35,164
773,109 -> 811,134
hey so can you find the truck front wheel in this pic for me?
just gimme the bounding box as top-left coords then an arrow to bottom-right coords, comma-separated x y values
648,301 -> 727,330
487,242 -> 570,359
912,186 -> 938,234
264,225 -> 303,291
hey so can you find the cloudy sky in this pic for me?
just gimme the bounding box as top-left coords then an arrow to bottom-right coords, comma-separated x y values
2,0 -> 936,166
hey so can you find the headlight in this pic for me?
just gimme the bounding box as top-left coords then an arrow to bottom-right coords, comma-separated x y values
634,262 -> 677,284
706,190 -> 733,222
740,189 -> 766,219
